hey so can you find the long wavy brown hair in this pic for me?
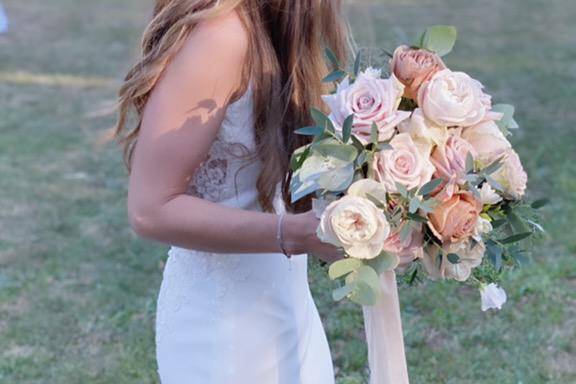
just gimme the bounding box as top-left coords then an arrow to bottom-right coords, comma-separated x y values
115,0 -> 349,212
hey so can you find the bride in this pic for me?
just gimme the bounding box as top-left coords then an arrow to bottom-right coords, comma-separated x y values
114,0 -> 349,382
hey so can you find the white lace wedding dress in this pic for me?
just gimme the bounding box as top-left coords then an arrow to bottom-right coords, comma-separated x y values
155,85 -> 335,383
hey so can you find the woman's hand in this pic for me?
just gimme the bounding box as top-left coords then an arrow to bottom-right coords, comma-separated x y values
283,211 -> 344,264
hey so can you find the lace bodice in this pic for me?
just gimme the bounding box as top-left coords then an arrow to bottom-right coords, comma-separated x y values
185,84 -> 283,212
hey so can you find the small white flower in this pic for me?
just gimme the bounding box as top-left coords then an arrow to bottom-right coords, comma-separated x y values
480,283 -> 507,311
479,183 -> 503,206
473,216 -> 493,241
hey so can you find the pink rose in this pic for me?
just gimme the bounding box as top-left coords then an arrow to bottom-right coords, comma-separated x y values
322,68 -> 411,143
492,149 -> 528,198
431,132 -> 477,187
390,45 -> 446,100
418,69 -> 491,128
461,120 -> 511,165
372,132 -> 435,192
428,191 -> 482,243
383,224 -> 424,268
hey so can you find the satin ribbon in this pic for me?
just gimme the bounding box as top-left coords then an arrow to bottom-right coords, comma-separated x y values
362,270 -> 410,384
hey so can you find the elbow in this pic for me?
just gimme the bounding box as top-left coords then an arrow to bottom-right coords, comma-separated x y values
127,202 -> 164,241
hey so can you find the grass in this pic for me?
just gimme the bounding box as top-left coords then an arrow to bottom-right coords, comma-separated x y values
0,0 -> 574,383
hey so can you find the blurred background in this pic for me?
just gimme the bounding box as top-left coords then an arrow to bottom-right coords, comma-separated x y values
0,0 -> 574,383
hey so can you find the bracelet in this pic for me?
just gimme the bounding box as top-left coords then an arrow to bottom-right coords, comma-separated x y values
276,213 -> 292,259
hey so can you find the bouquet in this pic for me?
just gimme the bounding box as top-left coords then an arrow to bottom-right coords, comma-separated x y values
290,25 -> 546,311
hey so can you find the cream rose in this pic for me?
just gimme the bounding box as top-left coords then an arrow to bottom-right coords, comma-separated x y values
390,45 -> 447,100
372,132 -> 435,192
461,120 -> 511,165
428,191 -> 482,243
492,149 -> 528,198
418,69 -> 491,128
398,108 -> 448,146
422,241 -> 485,282
317,194 -> 391,260
322,69 -> 410,143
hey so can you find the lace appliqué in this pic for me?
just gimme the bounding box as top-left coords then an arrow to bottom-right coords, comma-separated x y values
187,137 -> 229,202
155,247 -> 252,345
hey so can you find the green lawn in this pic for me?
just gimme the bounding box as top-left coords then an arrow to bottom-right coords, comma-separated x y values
0,0 -> 574,383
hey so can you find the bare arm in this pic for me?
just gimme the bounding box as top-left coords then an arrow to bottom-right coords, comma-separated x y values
127,12 -> 340,260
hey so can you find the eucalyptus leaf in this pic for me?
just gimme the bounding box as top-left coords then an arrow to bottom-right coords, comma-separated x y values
342,114 -> 354,144
409,196 -> 421,213
295,126 -> 324,136
447,253 -> 460,264
353,50 -> 362,78
418,178 -> 443,196
486,240 -> 503,270
418,25 -> 458,56
325,47 -> 340,69
313,143 -> 358,163
367,252 -> 398,273
465,152 -> 475,174
311,108 -> 335,133
492,104 -> 519,131
499,232 -> 533,244
317,163 -> 355,191
328,258 -> 363,280
332,283 -> 354,301
482,157 -> 504,175
349,280 -> 379,306
323,70 -> 347,83
531,198 -> 550,209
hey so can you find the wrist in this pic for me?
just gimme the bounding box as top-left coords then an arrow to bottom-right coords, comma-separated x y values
281,214 -> 306,255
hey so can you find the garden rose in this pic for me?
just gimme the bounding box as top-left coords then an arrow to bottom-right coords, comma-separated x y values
390,45 -> 447,100
317,195 -> 391,260
422,240 -> 485,281
428,191 -> 482,243
322,68 -> 410,143
372,132 -> 435,192
461,120 -> 511,165
383,224 -> 424,268
492,149 -> 528,198
418,69 -> 491,128
398,108 -> 448,146
431,132 -> 477,185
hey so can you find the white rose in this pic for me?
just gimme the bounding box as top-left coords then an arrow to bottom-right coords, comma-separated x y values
418,69 -> 490,128
422,241 -> 485,282
322,69 -> 411,143
492,149 -> 528,199
347,179 -> 388,203
479,183 -> 503,206
480,283 -> 507,311
372,132 -> 435,192
461,120 -> 512,165
398,108 -> 448,146
317,194 -> 391,260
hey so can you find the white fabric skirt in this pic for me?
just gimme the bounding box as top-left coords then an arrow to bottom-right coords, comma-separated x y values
156,247 -> 334,384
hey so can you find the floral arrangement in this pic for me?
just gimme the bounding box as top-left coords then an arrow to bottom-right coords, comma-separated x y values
290,25 -> 546,310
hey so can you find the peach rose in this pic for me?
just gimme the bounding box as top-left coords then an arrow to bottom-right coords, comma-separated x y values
428,191 -> 482,243
322,68 -> 410,143
390,45 -> 447,100
431,132 -> 477,185
422,240 -> 485,281
372,132 -> 435,193
492,149 -> 528,198
461,120 -> 511,165
418,69 -> 491,128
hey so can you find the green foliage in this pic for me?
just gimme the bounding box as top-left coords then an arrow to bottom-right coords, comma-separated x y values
416,25 -> 458,56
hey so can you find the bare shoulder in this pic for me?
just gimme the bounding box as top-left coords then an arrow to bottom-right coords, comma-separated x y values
178,10 -> 249,66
